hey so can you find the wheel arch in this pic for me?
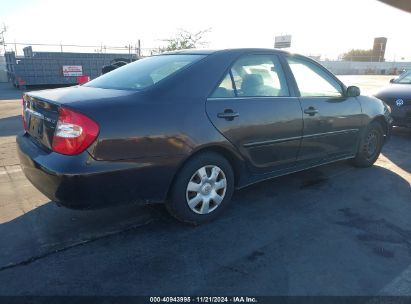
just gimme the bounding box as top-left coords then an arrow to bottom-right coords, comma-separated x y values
371,115 -> 390,137
165,144 -> 247,200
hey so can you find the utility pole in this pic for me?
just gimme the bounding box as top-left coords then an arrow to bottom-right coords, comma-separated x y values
0,23 -> 7,54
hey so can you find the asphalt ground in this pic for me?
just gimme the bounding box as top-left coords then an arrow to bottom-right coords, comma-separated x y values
0,79 -> 410,296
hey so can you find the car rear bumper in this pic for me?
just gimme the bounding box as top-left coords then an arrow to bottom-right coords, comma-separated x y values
391,105 -> 411,128
16,132 -> 182,209
392,117 -> 411,128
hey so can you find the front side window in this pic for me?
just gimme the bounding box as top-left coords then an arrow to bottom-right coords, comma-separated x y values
211,54 -> 289,98
85,54 -> 205,90
396,70 -> 411,84
287,57 -> 343,97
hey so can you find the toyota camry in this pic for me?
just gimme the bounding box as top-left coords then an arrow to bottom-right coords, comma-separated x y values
17,49 -> 393,224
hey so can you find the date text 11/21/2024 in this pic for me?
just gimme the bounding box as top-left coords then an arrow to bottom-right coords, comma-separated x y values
149,296 -> 258,303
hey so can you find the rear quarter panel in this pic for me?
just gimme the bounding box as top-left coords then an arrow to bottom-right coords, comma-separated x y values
84,97 -> 221,161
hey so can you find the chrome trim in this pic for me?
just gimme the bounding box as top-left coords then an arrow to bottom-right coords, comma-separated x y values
243,129 -> 359,148
302,129 -> 359,139
25,108 -> 44,119
207,96 -> 294,101
243,135 -> 301,148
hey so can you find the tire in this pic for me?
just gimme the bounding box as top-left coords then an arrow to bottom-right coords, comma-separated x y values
352,121 -> 384,168
166,152 -> 235,225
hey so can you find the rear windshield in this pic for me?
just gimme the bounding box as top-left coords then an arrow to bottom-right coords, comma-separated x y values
84,54 -> 206,90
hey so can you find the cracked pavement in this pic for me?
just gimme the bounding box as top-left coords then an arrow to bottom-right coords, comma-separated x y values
0,81 -> 410,296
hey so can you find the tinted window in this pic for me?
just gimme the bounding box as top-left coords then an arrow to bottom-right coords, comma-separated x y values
211,54 -> 289,98
287,58 -> 343,97
397,70 -> 411,84
211,73 -> 235,98
85,54 -> 205,90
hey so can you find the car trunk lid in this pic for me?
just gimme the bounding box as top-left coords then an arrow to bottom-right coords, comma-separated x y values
22,86 -> 138,152
23,94 -> 59,150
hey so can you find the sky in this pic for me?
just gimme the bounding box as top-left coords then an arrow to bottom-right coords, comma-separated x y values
0,0 -> 410,60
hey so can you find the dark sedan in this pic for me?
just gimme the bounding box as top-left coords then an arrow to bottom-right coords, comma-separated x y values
375,70 -> 411,128
17,49 -> 392,224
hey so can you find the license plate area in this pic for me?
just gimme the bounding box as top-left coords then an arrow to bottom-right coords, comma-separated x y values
28,114 -> 44,140
23,95 -> 60,150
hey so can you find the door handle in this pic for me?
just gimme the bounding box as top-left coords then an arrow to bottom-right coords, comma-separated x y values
304,107 -> 319,116
217,109 -> 239,120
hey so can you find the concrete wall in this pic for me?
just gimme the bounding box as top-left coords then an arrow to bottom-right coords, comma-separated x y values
0,56 -> 7,83
320,60 -> 411,75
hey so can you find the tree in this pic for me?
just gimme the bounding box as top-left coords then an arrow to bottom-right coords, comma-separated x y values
340,49 -> 376,62
159,28 -> 211,53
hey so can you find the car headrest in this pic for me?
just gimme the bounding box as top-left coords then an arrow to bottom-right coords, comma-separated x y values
241,74 -> 264,95
241,74 -> 263,90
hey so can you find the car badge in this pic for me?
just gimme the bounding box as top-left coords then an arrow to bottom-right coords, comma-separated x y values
395,99 -> 404,107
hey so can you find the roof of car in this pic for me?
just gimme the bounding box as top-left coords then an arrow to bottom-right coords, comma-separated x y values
163,48 -> 291,56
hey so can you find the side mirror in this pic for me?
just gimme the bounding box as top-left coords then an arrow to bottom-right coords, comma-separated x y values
389,78 -> 395,83
346,86 -> 360,97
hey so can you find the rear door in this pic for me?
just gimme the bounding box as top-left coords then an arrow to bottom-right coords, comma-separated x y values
206,53 -> 303,174
284,56 -> 362,163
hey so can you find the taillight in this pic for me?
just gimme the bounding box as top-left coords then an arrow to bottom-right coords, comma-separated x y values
52,107 -> 99,155
22,96 -> 27,130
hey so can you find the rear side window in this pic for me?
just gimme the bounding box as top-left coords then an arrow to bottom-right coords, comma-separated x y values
211,74 -> 235,98
85,54 -> 205,90
211,54 -> 289,98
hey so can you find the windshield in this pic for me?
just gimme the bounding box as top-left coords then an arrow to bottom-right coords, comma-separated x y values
395,70 -> 411,84
84,54 -> 206,90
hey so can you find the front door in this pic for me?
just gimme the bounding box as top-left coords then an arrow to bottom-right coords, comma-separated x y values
206,53 -> 303,174
285,56 -> 363,163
